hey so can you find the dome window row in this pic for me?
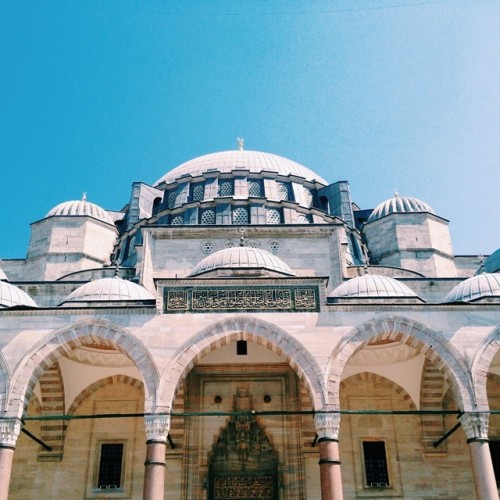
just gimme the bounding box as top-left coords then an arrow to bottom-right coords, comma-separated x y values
162,177 -> 316,211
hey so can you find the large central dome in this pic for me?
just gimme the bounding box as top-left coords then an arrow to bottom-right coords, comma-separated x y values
154,150 -> 327,186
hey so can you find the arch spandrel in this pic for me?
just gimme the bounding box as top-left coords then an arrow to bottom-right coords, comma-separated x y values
325,315 -> 475,412
159,315 -> 327,411
6,319 -> 160,417
472,326 -> 500,410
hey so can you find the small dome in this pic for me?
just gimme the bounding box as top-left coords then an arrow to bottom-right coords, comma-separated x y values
329,275 -> 418,298
155,150 -> 327,186
46,197 -> 114,225
444,273 -> 500,303
0,281 -> 37,308
64,277 -> 155,303
189,246 -> 296,277
367,194 -> 435,223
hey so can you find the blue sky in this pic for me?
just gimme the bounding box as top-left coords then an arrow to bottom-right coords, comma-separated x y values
1,0 -> 499,258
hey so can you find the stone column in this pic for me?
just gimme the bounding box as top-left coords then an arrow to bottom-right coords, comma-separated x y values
461,412 -> 499,500
315,411 -> 343,500
143,414 -> 170,500
0,418 -> 21,500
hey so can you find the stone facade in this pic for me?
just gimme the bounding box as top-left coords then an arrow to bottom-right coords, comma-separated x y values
0,148 -> 498,499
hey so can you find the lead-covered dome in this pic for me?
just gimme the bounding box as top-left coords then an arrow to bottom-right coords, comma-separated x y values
46,196 -> 114,225
479,249 -> 500,274
367,194 -> 435,223
0,281 -> 37,308
444,273 -> 500,303
329,274 -> 418,299
189,246 -> 296,277
155,150 -> 327,186
63,277 -> 155,304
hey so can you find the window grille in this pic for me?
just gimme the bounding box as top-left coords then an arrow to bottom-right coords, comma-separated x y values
248,180 -> 262,197
303,188 -> 314,208
296,213 -> 311,224
277,182 -> 290,201
266,209 -> 281,224
192,184 -> 204,202
233,207 -> 249,225
171,215 -> 184,225
363,441 -> 389,487
202,242 -> 213,253
168,190 -> 178,209
98,443 -> 123,490
219,181 -> 233,197
269,241 -> 280,253
201,210 -> 216,225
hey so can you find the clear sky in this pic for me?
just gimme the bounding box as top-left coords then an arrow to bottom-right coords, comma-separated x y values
1,0 -> 499,259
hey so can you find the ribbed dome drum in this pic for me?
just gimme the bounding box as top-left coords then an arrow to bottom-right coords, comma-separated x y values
189,246 -> 296,277
368,195 -> 435,223
0,281 -> 37,308
64,277 -> 155,303
329,274 -> 418,298
46,198 -> 114,225
445,273 -> 500,302
155,150 -> 327,186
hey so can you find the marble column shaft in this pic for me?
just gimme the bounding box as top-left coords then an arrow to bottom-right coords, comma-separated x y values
0,418 -> 21,500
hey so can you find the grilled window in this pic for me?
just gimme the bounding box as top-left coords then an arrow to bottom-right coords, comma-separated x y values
363,441 -> 389,487
98,443 -> 124,490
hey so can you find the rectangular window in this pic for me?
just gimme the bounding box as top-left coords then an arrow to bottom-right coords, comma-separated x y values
98,443 -> 124,490
363,441 -> 389,487
236,340 -> 248,356
490,440 -> 500,485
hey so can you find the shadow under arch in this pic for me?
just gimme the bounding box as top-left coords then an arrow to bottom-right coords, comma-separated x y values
326,315 -> 476,412
159,315 -> 327,410
471,325 -> 500,410
6,318 -> 159,418
67,375 -> 144,416
340,371 -> 418,409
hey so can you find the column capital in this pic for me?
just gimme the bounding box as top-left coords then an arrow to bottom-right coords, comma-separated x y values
461,412 -> 489,441
315,410 -> 341,440
0,418 -> 21,448
144,414 -> 171,443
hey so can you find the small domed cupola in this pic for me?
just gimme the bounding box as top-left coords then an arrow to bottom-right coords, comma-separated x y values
0,280 -> 37,308
444,273 -> 500,303
329,274 -> 422,303
367,193 -> 435,223
189,246 -> 295,278
61,276 -> 155,306
46,194 -> 114,225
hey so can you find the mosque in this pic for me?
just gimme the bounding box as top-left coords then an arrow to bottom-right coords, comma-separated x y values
0,143 -> 499,499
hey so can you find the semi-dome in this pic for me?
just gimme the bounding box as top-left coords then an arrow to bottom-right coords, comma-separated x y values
444,273 -> 500,303
63,277 -> 155,303
155,150 -> 327,186
367,194 -> 435,223
329,274 -> 418,299
46,196 -> 114,225
0,281 -> 37,308
189,246 -> 296,277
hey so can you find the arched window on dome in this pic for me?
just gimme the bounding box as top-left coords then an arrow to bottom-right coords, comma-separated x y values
171,215 -> 184,225
248,179 -> 263,198
191,182 -> 205,202
232,207 -> 249,225
276,181 -> 291,201
200,209 -> 216,225
152,197 -> 162,216
218,180 -> 234,197
266,208 -> 282,224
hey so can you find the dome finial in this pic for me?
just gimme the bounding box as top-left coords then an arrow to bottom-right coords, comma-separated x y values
82,192 -> 87,201
237,137 -> 244,151
394,189 -> 399,198
239,226 -> 246,247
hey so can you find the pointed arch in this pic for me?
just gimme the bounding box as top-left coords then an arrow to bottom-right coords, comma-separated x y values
7,319 -> 159,418
159,315 -> 326,410
67,375 -> 144,416
472,326 -> 500,409
326,315 -> 475,412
